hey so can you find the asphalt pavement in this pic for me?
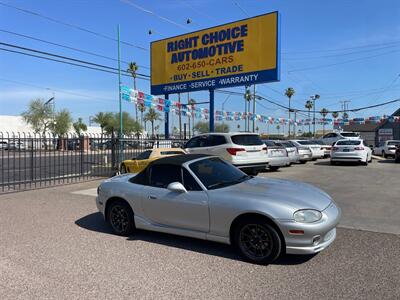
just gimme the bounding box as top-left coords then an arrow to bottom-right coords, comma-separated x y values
0,159 -> 399,299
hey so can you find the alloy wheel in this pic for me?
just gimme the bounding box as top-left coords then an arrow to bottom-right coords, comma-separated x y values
110,205 -> 129,233
239,224 -> 273,259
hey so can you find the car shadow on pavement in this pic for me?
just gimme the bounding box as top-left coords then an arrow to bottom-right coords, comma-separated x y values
377,159 -> 396,164
314,161 -> 360,166
75,212 -> 316,266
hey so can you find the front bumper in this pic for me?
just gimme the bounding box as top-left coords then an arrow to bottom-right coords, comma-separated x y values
279,201 -> 341,255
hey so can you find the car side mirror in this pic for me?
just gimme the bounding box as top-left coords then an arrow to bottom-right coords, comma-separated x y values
167,182 -> 187,193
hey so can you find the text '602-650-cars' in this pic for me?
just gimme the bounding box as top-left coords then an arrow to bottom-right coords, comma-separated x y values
96,154 -> 341,264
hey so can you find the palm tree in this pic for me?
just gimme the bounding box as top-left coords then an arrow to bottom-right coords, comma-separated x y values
127,62 -> 139,121
237,124 -> 241,130
138,103 -> 146,129
93,112 -> 113,142
284,87 -> 295,137
332,111 -> 339,119
343,112 -> 349,119
144,108 -> 161,138
320,108 -> 329,135
276,124 -> 281,134
305,100 -> 313,134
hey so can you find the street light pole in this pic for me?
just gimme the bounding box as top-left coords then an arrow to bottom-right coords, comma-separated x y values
117,25 -> 123,164
311,94 -> 320,138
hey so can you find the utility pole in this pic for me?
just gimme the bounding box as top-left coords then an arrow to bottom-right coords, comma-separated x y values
310,94 -> 320,138
293,110 -> 297,138
340,100 -> 351,118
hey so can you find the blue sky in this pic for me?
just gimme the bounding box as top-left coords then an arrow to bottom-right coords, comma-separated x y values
0,0 -> 399,133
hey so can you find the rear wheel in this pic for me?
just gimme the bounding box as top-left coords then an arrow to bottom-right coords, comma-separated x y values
234,218 -> 282,265
269,166 -> 280,171
107,200 -> 135,236
395,157 -> 400,163
120,163 -> 127,174
382,151 -> 387,158
361,158 -> 368,166
299,160 -> 307,164
330,160 -> 336,165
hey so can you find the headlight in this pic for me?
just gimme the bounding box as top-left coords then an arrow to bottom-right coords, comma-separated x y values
293,209 -> 322,223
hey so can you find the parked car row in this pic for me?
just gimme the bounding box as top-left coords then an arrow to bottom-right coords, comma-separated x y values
120,133 -> 336,175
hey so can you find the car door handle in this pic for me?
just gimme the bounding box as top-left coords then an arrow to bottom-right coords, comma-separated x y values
148,195 -> 157,200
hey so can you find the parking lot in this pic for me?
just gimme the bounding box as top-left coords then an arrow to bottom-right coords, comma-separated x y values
0,158 -> 399,299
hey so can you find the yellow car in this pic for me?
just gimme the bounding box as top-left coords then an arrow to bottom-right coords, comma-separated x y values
120,148 -> 186,174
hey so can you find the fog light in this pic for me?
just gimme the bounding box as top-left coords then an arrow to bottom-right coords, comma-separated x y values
313,235 -> 321,245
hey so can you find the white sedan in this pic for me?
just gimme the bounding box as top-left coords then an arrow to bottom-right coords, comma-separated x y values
291,140 -> 324,160
373,140 -> 400,158
331,139 -> 372,165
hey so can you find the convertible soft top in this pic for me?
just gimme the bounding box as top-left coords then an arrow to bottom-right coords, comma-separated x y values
147,153 -> 211,167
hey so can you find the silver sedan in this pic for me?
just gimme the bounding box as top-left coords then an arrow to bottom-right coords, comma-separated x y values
96,154 -> 341,264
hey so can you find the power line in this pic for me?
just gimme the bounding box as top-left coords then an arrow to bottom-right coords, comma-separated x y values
232,1 -> 250,17
283,39 -> 400,55
0,1 -> 148,51
216,89 -> 400,113
0,47 -> 150,81
0,29 -> 150,69
119,0 -> 188,30
0,78 -> 116,103
288,49 -> 400,72
0,41 -> 150,78
284,44 -> 400,61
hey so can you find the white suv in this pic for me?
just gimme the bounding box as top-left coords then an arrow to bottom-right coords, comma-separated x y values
184,132 -> 268,175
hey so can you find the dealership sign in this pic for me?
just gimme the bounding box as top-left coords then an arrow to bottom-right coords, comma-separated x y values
150,12 -> 280,95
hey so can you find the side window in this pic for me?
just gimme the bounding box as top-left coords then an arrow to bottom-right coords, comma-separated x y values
207,135 -> 227,146
182,168 -> 202,191
149,165 -> 182,188
136,150 -> 152,160
185,137 -> 198,148
198,136 -> 209,147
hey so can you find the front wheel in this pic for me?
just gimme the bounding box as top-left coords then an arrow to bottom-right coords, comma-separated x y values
299,160 -> 307,164
382,151 -> 387,158
269,166 -> 280,171
234,218 -> 282,265
107,200 -> 135,236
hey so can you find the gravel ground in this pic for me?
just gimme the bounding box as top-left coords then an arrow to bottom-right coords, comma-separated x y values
0,180 -> 399,300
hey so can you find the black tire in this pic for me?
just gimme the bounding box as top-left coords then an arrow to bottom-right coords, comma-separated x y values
269,166 -> 280,171
107,200 -> 135,236
383,151 -> 387,158
330,160 -> 336,165
299,160 -> 307,164
311,158 -> 317,161
120,163 -> 127,174
395,158 -> 400,163
234,217 -> 282,265
244,168 -> 259,176
361,158 -> 368,166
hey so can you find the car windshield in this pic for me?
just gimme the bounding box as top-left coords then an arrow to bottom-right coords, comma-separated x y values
341,132 -> 359,137
387,141 -> 400,146
336,140 -> 361,145
231,134 -> 263,146
189,157 -> 251,190
262,140 -> 276,147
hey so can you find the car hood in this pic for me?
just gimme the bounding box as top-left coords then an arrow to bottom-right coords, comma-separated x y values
221,177 -> 332,211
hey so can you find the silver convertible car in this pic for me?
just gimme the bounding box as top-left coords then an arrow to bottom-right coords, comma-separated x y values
96,154 -> 341,264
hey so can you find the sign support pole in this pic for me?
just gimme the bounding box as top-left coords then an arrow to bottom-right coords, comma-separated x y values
209,89 -> 215,132
164,94 -> 169,138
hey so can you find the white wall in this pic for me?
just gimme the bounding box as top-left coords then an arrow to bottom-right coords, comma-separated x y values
0,115 -> 102,135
